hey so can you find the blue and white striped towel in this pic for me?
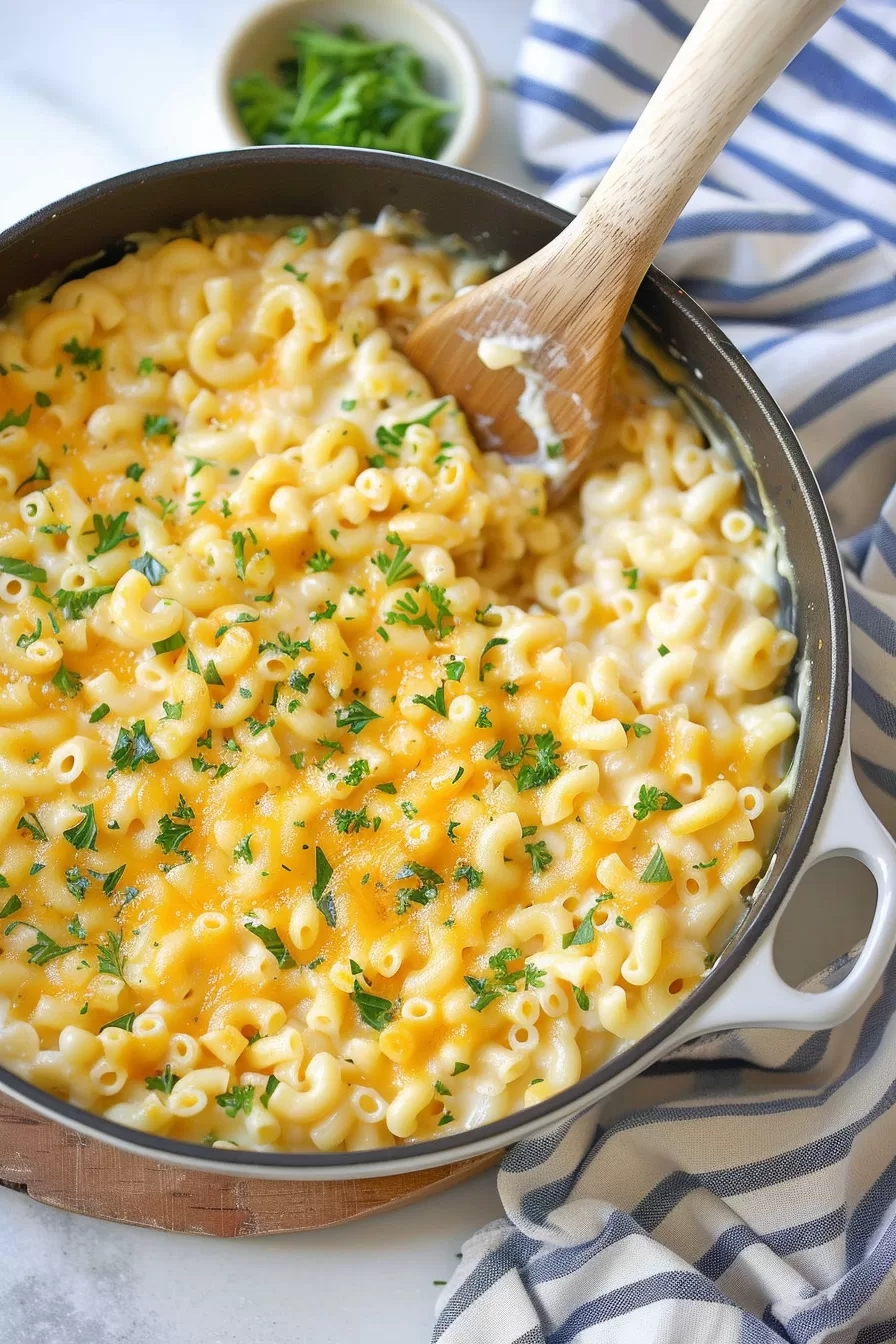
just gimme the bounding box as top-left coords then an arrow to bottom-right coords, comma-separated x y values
435,3 -> 896,1341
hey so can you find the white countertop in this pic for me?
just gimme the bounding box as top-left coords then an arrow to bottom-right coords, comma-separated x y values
0,8 -> 876,1341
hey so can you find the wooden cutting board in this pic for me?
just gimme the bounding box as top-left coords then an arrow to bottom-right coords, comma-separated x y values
0,1093 -> 500,1237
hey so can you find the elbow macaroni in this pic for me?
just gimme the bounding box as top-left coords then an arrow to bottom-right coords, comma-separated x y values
0,214 -> 798,1151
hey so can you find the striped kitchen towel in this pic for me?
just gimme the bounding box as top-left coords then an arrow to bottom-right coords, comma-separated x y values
434,2 -> 896,1341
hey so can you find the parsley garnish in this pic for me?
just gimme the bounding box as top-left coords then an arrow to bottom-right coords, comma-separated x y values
312,846 -> 336,927
445,657 -> 465,682
102,1012 -> 136,1032
525,840 -> 553,875
695,858 -> 718,869
54,584 -> 114,620
87,512 -> 136,560
412,682 -> 447,718
343,758 -> 370,788
233,834 -> 253,863
96,929 -> 126,978
108,720 -> 158,776
216,1084 -> 254,1117
155,796 -> 194,858
452,1061 -> 469,1076
245,920 -> 296,969
641,846 -> 672,883
130,552 -> 167,586
395,862 -> 444,914
63,337 -> 103,370
373,532 -> 417,586
632,785 -> 682,821
516,732 -> 562,792
162,700 -> 183,720
143,413 -> 177,441
152,631 -> 185,656
334,805 -> 377,834
16,620 -> 42,649
479,637 -> 508,681
89,703 -> 110,722
125,462 -> 146,481
573,985 -> 590,1011
622,567 -> 639,589
0,406 -> 31,433
562,896 -> 613,948
63,804 -> 97,851
335,699 -> 381,735
3,923 -> 82,965
307,549 -> 334,572
260,1076 -> 280,1109
453,862 -> 482,890
51,663 -> 82,698
146,1064 -> 179,1094
465,948 -> 546,1011
17,812 -> 48,842
350,979 -> 393,1032
0,895 -> 21,919
0,555 -> 46,584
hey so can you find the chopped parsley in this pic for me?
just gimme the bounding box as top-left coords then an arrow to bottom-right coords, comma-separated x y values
259,1075 -> 280,1109
63,804 -> 98,851
17,812 -> 48,842
143,413 -> 177,441
465,947 -> 546,1011
89,703 -> 110,723
641,846 -> 672,883
3,923 -> 81,966
51,663 -> 82,698
0,555 -> 47,583
130,552 -> 167,586
516,732 -> 562,793
525,840 -> 553,875
146,1064 -> 179,1094
395,862 -> 443,914
412,682 -> 447,718
311,846 -> 336,927
216,1084 -> 254,1117
155,796 -> 194,859
622,567 -> 639,589
351,978 -> 393,1032
632,785 -> 682,821
96,929 -> 126,978
307,549 -> 334,572
87,511 -> 136,560
233,834 -> 253,864
334,805 -> 378,834
453,862 -> 482,890
335,699 -> 381,735
63,337 -> 103,370
479,637 -> 508,681
54,584 -> 114,620
244,920 -> 296,969
373,532 -> 417,586
107,720 -> 158,776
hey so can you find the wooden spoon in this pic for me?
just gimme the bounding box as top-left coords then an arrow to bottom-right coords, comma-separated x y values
406,0 -> 841,498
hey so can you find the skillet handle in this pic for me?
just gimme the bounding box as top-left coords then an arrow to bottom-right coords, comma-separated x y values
678,752 -> 896,1039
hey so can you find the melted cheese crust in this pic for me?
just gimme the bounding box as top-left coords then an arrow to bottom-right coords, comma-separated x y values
0,216 -> 797,1151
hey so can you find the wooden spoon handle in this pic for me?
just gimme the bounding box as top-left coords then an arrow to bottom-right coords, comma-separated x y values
561,0 -> 842,314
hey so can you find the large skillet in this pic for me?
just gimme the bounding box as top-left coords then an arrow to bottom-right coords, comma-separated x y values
0,147 -> 893,1179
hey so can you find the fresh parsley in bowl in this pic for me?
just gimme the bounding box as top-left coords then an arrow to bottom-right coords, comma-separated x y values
234,23 -> 455,159
219,0 -> 486,165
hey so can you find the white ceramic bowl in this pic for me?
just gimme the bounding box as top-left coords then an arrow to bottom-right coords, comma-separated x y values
217,0 -> 488,166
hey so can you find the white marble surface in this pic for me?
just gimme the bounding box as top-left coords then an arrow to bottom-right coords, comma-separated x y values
0,7 -> 879,1342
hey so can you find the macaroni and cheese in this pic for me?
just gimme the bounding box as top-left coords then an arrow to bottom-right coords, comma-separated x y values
0,214 -> 798,1152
